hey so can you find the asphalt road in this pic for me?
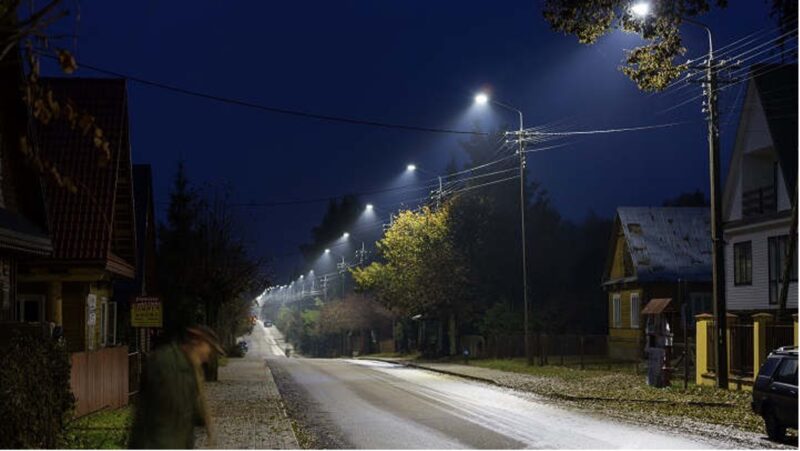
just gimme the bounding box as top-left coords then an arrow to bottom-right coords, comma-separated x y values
259,325 -> 727,449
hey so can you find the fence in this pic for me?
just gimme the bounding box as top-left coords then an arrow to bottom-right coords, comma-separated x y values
128,351 -> 143,401
70,346 -> 129,417
485,334 -> 638,368
766,324 -> 794,351
706,326 -> 716,374
730,323 -> 754,377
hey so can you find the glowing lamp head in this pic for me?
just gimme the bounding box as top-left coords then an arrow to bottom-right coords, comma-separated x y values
324,248 -> 331,254
366,203 -> 374,211
343,232 -> 350,239
474,92 -> 489,105
631,2 -> 650,17
406,164 -> 416,172
299,275 -> 304,279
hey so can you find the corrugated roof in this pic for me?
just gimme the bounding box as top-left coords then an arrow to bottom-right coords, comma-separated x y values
35,78 -> 135,274
617,207 -> 711,282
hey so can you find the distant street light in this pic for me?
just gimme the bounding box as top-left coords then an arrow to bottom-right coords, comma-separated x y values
405,163 -> 443,208
365,203 -> 374,211
475,91 -> 532,366
324,248 -> 331,254
343,232 -> 350,239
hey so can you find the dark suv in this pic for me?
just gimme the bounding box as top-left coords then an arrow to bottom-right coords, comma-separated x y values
752,346 -> 798,440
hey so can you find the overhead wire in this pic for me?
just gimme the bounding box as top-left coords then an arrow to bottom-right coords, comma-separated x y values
36,52 -> 487,137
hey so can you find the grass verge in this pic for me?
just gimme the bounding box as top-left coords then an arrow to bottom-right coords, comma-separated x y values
61,405 -> 132,449
468,358 -> 764,433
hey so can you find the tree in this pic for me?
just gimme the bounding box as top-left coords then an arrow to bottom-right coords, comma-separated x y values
353,205 -> 467,317
542,1 -> 797,91
542,0 -> 725,91
159,162 -> 204,334
3,0 -> 114,192
299,195 -> 364,265
662,189 -> 708,207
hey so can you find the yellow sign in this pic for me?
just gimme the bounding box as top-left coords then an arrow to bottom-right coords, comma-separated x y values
131,297 -> 162,328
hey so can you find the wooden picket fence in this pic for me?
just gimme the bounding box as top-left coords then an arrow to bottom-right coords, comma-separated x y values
70,346 -> 129,417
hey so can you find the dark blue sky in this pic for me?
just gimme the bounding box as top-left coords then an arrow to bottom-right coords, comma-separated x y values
47,1 -> 780,282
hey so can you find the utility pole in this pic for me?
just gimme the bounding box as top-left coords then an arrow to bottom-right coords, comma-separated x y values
694,19 -> 728,389
337,256 -> 349,299
495,101 -> 531,367
356,241 -> 369,267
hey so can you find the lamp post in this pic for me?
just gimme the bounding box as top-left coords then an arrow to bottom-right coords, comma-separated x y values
632,2 -> 727,388
407,164 -> 444,208
475,92 -> 532,366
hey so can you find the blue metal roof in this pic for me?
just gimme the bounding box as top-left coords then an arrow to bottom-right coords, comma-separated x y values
617,207 -> 712,282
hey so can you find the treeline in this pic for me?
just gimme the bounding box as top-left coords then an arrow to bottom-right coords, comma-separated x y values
159,163 -> 264,352
276,132 -> 614,358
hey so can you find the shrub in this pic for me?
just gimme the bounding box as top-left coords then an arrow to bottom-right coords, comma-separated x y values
0,329 -> 75,448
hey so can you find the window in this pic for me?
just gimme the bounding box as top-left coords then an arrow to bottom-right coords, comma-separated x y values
18,295 -> 43,322
630,292 -> 640,329
733,241 -> 752,286
774,358 -> 798,385
768,235 -> 798,304
612,294 -> 621,328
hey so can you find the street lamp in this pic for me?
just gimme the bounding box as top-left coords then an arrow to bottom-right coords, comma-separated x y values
630,2 -> 650,17
475,91 -> 532,366
632,2 -> 729,389
405,163 -> 444,208
324,248 -> 331,254
365,203 -> 374,211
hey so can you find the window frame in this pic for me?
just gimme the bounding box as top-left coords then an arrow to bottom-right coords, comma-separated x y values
773,358 -> 798,385
733,241 -> 753,286
630,292 -> 640,329
768,235 -> 798,305
612,294 -> 622,328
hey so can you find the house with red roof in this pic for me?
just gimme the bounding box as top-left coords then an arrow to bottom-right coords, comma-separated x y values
19,78 -> 137,355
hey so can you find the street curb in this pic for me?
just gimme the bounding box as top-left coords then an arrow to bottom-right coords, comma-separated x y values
261,360 -> 301,449
364,358 -> 499,386
363,359 -> 736,408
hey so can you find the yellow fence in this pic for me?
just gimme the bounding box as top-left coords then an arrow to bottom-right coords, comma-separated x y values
696,313 -> 798,390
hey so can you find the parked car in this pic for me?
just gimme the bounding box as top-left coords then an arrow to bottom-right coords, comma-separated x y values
264,320 -> 273,327
752,346 -> 797,440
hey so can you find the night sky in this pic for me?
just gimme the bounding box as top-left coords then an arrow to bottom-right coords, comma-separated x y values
43,1 -> 780,282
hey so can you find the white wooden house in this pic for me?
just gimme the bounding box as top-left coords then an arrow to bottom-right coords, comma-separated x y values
722,64 -> 797,314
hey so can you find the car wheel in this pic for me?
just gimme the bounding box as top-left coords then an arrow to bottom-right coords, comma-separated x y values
764,409 -> 786,441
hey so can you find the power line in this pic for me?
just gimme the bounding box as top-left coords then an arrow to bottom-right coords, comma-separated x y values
37,53 -> 487,137
520,121 -> 689,137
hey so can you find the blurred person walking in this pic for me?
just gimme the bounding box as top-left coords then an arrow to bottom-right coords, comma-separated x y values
129,325 -> 225,449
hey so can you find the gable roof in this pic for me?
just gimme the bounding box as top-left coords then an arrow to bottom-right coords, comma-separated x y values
752,64 -> 798,192
34,78 -> 135,277
610,207 -> 711,283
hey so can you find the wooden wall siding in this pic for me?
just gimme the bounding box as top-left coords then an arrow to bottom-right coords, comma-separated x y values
70,346 -> 129,418
63,283 -> 86,352
725,222 -> 798,311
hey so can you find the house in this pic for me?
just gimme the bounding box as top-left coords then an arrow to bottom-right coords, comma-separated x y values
602,207 -> 712,360
0,48 -> 53,329
114,164 -> 160,353
722,64 -> 798,315
17,77 -> 137,415
695,64 -> 798,389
